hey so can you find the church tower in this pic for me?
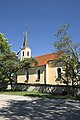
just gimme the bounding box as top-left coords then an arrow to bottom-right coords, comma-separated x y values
20,28 -> 31,60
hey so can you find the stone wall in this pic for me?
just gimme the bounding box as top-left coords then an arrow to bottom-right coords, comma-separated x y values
12,83 -> 80,95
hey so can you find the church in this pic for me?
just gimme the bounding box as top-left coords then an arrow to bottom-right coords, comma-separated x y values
17,30 -> 63,85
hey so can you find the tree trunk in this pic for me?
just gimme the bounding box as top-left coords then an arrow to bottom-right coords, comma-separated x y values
9,78 -> 13,91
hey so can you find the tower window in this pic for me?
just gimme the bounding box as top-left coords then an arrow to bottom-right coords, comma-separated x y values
27,51 -> 29,56
23,51 -> 24,56
57,68 -> 61,78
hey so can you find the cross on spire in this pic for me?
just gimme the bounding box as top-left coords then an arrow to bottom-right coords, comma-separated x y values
25,24 -> 27,31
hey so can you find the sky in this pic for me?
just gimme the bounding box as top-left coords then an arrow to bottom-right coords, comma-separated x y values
0,0 -> 80,57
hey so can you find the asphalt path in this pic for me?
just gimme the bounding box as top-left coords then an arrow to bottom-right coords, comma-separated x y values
0,94 -> 80,120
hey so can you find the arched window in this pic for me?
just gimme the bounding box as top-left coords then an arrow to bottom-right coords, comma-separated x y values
37,69 -> 40,80
57,68 -> 61,78
23,51 -> 24,56
27,51 -> 29,56
26,70 -> 29,80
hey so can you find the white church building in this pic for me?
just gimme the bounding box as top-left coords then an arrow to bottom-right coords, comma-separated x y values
17,29 -> 63,85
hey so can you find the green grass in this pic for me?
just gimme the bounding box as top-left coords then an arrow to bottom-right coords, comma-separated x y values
0,91 -> 52,98
0,91 -> 76,99
0,91 -> 28,96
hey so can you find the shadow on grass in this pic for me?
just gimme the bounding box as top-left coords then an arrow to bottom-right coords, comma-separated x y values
0,96 -> 80,120
24,93 -> 77,100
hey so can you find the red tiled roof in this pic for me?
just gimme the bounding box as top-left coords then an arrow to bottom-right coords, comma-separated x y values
34,52 -> 62,66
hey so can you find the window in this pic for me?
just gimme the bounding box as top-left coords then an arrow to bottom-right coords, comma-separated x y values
27,51 -> 29,56
26,70 -> 29,80
57,68 -> 61,78
23,51 -> 24,56
37,69 -> 40,80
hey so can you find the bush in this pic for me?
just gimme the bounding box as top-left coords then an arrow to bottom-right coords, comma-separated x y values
76,94 -> 80,100
62,90 -> 68,96
0,82 -> 8,91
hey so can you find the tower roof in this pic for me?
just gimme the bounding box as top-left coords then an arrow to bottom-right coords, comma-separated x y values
23,31 -> 28,48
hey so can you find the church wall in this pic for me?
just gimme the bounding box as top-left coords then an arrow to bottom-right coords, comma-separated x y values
17,66 -> 46,84
47,67 -> 57,85
17,62 -> 64,85
17,75 -> 25,83
46,63 -> 58,85
46,62 -> 63,85
27,66 -> 46,84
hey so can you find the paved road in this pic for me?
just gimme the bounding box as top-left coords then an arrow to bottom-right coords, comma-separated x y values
0,94 -> 80,120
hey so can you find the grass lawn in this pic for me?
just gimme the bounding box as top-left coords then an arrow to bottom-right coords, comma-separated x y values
0,90 -> 76,99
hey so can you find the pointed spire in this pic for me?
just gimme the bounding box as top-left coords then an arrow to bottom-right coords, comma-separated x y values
23,24 -> 28,47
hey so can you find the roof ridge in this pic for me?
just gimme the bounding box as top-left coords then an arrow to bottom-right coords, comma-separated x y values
33,52 -> 63,67
34,52 -> 61,58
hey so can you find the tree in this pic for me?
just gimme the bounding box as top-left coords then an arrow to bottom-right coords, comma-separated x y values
20,57 -> 38,69
0,33 -> 11,82
53,24 -> 80,89
0,33 -> 10,53
0,51 -> 20,90
0,33 -> 19,89
0,33 -> 38,90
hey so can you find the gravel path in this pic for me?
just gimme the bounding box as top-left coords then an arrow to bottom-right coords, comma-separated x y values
0,94 -> 80,120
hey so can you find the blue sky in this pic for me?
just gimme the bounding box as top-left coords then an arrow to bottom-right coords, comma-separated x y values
0,0 -> 80,57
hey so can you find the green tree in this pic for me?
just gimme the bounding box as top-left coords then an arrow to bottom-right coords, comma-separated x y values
0,51 -> 20,90
53,24 -> 80,88
20,57 -> 38,69
0,33 -> 19,89
0,33 -> 10,53
0,33 -> 10,82
0,33 -> 38,90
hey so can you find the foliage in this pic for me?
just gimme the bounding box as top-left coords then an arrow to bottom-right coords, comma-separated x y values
53,24 -> 80,87
0,33 -> 38,90
0,33 -> 19,89
0,33 -> 11,83
0,33 -> 10,53
20,57 -> 38,69
0,51 -> 19,82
